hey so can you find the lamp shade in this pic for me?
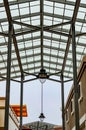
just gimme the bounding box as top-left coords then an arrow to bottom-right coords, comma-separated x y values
39,113 -> 45,122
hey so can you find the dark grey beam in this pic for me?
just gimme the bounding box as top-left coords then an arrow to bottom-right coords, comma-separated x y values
62,0 -> 81,73
4,23 -> 12,130
45,29 -> 71,37
0,32 -> 8,37
4,0 -> 23,74
23,77 -> 38,83
44,21 -> 71,30
20,74 -> 24,130
13,20 -> 71,30
24,71 -> 37,77
12,20 -> 40,29
72,23 -> 79,130
15,28 -> 40,37
40,0 -> 44,69
14,26 -> 71,38
48,78 -> 61,83
0,75 -> 21,83
49,71 -> 61,76
76,32 -> 86,37
64,78 -> 73,83
60,73 -> 65,130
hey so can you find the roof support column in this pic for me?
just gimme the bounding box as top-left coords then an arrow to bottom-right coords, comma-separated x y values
72,23 -> 80,130
20,74 -> 24,130
60,73 -> 65,130
4,23 -> 13,130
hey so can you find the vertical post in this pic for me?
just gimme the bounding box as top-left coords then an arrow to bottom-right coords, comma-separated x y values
72,23 -> 79,130
4,23 -> 12,130
60,73 -> 65,130
20,74 -> 24,130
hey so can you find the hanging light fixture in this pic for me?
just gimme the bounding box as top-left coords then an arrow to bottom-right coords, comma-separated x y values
39,81 -> 45,122
37,68 -> 48,84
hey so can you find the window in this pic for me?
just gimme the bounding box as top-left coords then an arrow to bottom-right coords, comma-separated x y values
78,82 -> 83,102
66,109 -> 69,122
71,98 -> 74,115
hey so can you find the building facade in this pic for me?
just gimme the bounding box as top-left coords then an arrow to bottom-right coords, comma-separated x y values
0,97 -> 29,130
65,56 -> 86,130
0,97 -> 19,130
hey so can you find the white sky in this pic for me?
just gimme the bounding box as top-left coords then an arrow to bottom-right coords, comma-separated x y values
0,76 -> 72,125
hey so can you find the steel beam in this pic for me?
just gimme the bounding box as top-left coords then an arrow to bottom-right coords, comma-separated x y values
40,0 -> 44,69
4,0 -> 23,74
0,32 -> 8,37
60,73 -> 65,130
12,20 -> 40,29
72,23 -> 79,130
20,74 -> 24,130
61,0 -> 81,73
76,32 -> 86,37
45,30 -> 71,37
4,23 -> 13,130
44,21 -> 71,30
12,20 -> 71,31
0,75 -> 21,83
48,78 -> 61,83
23,77 -> 38,83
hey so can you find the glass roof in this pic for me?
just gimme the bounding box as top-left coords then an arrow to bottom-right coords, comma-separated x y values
0,0 -> 86,80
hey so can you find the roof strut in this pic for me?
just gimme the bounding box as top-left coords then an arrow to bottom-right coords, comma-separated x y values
62,0 -> 81,73
40,0 -> 44,69
3,0 -> 23,74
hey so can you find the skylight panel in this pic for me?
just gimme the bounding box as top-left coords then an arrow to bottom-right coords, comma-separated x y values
50,57 -> 57,62
65,4 -> 74,10
55,3 -> 64,8
35,62 -> 41,67
30,1 -> 40,6
31,16 -> 40,25
79,7 -> 86,12
0,11 -> 7,19
33,32 -> 40,37
19,3 -> 29,8
54,7 -> 64,16
34,48 -> 40,54
81,0 -> 86,4
43,55 -> 50,61
65,9 -> 73,17
51,49 -> 57,56
66,60 -> 72,65
50,64 -> 56,68
0,0 -> 3,4
77,12 -> 85,19
44,1 -> 53,7
43,48 -> 51,53
28,63 -> 34,68
31,5 -> 40,13
26,49 -> 33,55
20,7 -> 29,15
44,5 -> 53,13
34,55 -> 41,61
27,57 -> 34,62
44,62 -> 49,67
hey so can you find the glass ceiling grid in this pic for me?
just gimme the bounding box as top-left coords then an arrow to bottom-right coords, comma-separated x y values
0,0 -> 85,79
48,2 -> 55,73
55,1 -> 66,73
28,2 -> 35,73
17,2 -> 29,71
